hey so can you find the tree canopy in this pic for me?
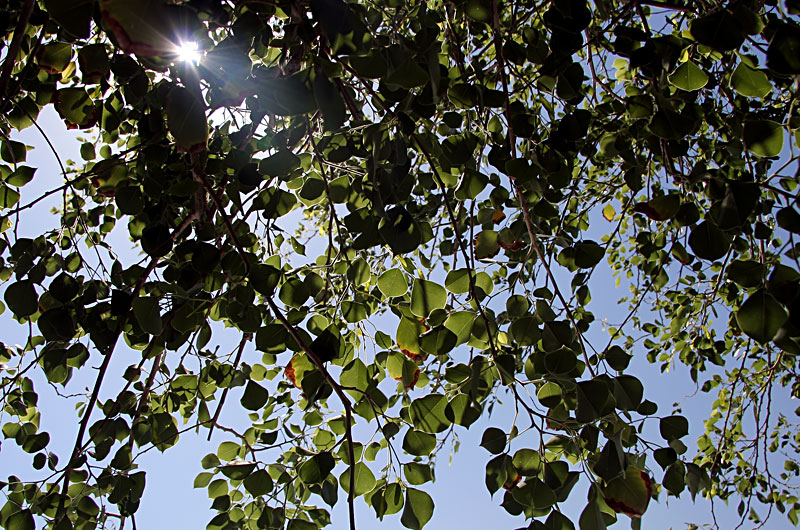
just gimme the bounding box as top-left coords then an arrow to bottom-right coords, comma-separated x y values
1,0 -> 800,529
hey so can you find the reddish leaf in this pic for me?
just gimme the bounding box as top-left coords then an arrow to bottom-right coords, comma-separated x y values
285,359 -> 301,389
632,194 -> 680,222
602,467 -> 654,518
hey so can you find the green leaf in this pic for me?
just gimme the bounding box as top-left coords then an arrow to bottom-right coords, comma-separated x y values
579,498 -> 608,530
730,64 -> 772,98
778,207 -> 800,234
690,10 -> 746,51
688,221 -> 730,261
419,326 -> 457,356
299,452 -> 335,484
685,462 -> 710,501
115,185 -> 144,215
346,258 -> 370,285
444,311 -> 475,345
506,295 -> 529,317
576,379 -> 615,423
341,301 -> 368,322
410,279 -> 447,318
475,230 -> 500,259
279,278 -> 310,308
244,469 -> 273,496
287,519 -> 317,530
240,380 -> 269,410
444,394 -> 481,428
340,358 -> 369,392
613,375 -> 644,411
633,193 -> 681,221
512,448 -> 542,476
6,509 -> 35,530
647,107 -> 698,140
537,381 -> 562,408
40,44 -> 73,78
727,260 -> 765,287
217,441 -> 241,461
374,483 -> 404,518
377,269 -> 408,297
463,0 -> 491,23
659,415 -> 690,441
663,461 -> 686,496
54,88 -> 97,129
132,296 -> 163,335
604,345 -> 631,371
219,460 -> 256,480
166,85 -> 208,153
386,57 -> 429,89
4,280 -> 38,317
480,427 -> 506,454
207,478 -> 227,498
626,94 -> 653,119
44,0 -> 93,38
767,22 -> 800,75
7,166 -> 35,188
593,439 -> 626,483
511,316 -> 541,346
574,241 -> 605,269
654,447 -> 678,470
736,289 -> 788,343
512,478 -> 556,510
396,318 -> 426,360
259,150 -> 300,178
379,205 -> 422,254
744,120 -> 784,157
455,170 -> 488,200
404,462 -> 433,485
250,264 -> 281,296
409,394 -> 451,433
445,268 -> 471,294
400,488 -> 434,530
485,454 -> 511,495
387,356 -> 414,390
100,0 -> 180,56
78,43 -> 111,81
340,462 -> 376,497
402,429 -> 436,456
348,52 -> 388,78
313,74 -> 346,130
668,62 -> 708,91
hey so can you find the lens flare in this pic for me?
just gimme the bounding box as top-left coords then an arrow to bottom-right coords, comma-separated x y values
175,41 -> 200,64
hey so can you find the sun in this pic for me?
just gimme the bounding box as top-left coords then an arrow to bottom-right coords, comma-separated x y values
175,41 -> 201,64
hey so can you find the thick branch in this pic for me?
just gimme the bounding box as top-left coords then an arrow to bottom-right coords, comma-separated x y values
0,0 -> 34,111
638,0 -> 695,13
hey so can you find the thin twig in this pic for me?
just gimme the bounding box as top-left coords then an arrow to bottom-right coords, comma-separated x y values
56,256 -> 159,521
489,0 -> 596,377
207,333 -> 251,440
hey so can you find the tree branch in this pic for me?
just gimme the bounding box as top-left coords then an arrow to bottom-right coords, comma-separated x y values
206,333 -> 251,440
0,0 -> 34,111
194,156 -> 358,530
56,256 -> 160,521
